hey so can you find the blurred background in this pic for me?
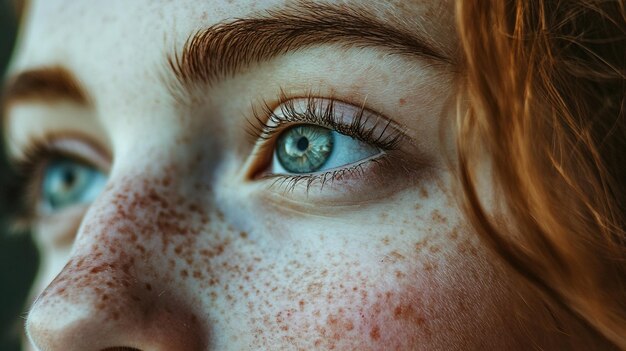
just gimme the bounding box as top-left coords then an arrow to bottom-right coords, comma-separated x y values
1,1 -> 40,351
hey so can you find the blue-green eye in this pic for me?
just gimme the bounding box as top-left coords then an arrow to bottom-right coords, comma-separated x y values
41,159 -> 107,211
272,124 -> 381,174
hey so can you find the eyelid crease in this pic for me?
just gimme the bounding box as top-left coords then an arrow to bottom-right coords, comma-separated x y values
10,131 -> 111,173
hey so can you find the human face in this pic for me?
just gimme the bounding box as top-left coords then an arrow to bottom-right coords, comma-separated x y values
3,1 -> 590,350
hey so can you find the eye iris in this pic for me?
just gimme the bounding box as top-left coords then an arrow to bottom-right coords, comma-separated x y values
42,160 -> 104,210
276,125 -> 333,173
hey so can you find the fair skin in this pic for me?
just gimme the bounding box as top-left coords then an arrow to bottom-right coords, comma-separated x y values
3,1 -> 601,350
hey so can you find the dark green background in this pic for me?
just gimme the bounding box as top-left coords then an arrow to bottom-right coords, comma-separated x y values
1,2 -> 40,351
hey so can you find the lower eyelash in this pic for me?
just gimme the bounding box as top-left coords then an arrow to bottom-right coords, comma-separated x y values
263,156 -> 390,194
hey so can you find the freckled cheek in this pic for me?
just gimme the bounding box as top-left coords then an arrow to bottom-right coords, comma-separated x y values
356,288 -> 436,349
286,276 -> 439,350
351,248 -> 510,350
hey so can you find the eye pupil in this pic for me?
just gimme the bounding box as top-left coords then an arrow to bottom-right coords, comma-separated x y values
296,137 -> 309,151
61,166 -> 77,189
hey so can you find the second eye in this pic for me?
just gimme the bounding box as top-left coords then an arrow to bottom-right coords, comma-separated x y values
41,158 -> 107,212
272,124 -> 382,175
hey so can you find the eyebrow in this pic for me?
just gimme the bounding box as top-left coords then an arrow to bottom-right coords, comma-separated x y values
2,66 -> 89,109
168,2 -> 454,93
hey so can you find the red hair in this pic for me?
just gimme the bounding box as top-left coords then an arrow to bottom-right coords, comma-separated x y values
456,0 -> 626,348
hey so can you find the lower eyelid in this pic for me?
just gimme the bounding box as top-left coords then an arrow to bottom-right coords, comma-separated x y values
256,153 -> 428,205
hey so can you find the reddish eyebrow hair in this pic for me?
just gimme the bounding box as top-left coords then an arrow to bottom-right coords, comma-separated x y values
2,66 -> 90,108
168,2 -> 454,94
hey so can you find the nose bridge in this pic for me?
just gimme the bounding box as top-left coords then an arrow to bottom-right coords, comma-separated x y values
26,171 -> 211,350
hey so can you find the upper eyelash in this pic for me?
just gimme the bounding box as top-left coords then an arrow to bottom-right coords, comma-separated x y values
247,90 -> 404,152
7,138 -> 63,230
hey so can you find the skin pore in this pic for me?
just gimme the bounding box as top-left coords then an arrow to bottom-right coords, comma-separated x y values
2,0 -> 608,350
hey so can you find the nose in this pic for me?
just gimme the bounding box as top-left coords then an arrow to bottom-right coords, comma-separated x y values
25,176 -> 209,351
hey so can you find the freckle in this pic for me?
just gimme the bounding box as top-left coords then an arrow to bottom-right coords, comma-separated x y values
112,311 -> 120,320
90,266 -> 105,274
419,187 -> 429,199
399,98 -> 406,106
240,231 -> 248,239
395,270 -> 405,279
299,300 -> 305,310
414,239 -> 428,252
161,177 -> 171,186
75,258 -> 84,268
145,283 -> 152,291
393,305 -> 403,318
424,261 -> 438,271
429,245 -> 441,253
431,210 -> 447,224
370,325 -> 381,340
193,271 -> 202,279
381,236 -> 390,245
449,228 -> 459,240
180,269 -> 189,278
